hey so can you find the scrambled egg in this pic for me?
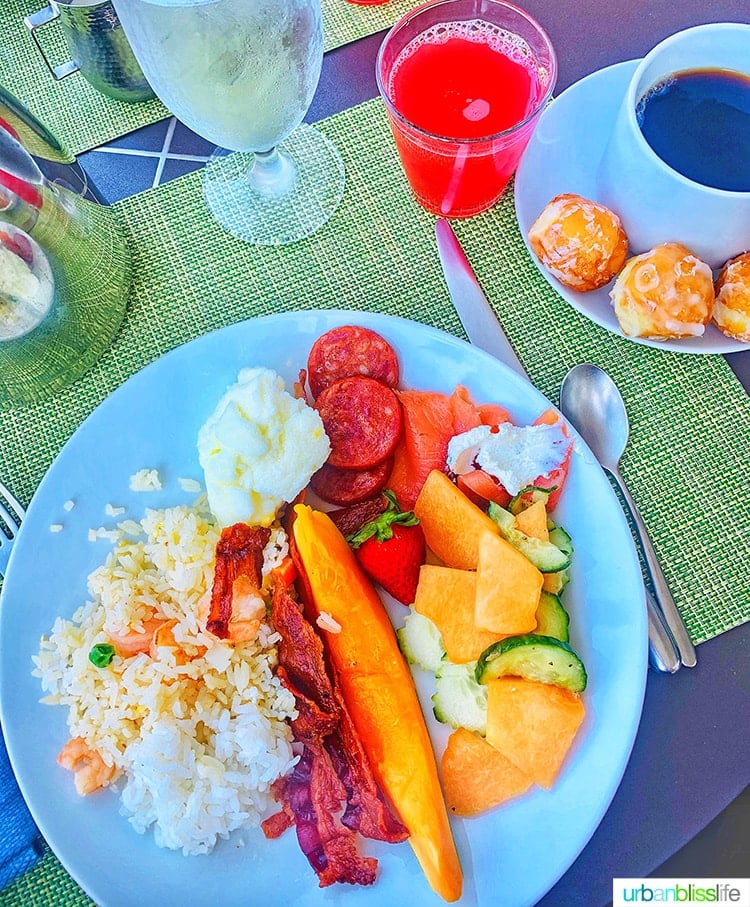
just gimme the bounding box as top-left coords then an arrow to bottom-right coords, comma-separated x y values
198,367 -> 330,527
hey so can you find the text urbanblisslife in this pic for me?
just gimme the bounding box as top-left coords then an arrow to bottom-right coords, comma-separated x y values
613,881 -> 750,906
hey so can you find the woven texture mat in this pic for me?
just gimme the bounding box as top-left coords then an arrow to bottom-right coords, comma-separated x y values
0,0 -> 413,156
1,97 -> 749,904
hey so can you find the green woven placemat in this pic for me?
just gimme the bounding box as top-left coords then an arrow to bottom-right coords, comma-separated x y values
0,0 -> 413,156
1,96 -> 749,905
323,0 -> 417,48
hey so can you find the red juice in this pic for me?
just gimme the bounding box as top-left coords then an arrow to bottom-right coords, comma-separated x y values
385,21 -> 545,216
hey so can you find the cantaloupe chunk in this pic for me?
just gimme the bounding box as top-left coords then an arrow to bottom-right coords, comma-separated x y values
514,500 -> 549,541
475,531 -> 542,634
414,565 -> 504,663
485,678 -> 586,789
414,470 -> 499,570
441,727 -> 533,817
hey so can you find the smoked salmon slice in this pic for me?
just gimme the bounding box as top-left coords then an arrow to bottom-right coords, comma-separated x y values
388,386 -> 510,509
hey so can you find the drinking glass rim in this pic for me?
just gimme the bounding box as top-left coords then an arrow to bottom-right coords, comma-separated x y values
375,0 -> 557,146
623,21 -> 750,198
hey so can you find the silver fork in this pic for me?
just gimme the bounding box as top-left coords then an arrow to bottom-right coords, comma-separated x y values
0,481 -> 25,577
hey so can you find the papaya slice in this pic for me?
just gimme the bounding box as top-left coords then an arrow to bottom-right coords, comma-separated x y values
292,504 -> 463,902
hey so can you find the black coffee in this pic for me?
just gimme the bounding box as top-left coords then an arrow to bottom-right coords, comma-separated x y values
636,67 -> 750,192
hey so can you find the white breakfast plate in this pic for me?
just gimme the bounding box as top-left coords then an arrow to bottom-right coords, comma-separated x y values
514,60 -> 748,354
0,311 -> 647,907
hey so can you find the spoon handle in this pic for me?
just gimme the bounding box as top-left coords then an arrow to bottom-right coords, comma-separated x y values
610,466 -> 698,668
645,586 -> 680,673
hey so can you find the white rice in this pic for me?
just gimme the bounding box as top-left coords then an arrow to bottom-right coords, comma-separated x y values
33,500 -> 298,855
129,468 -> 162,492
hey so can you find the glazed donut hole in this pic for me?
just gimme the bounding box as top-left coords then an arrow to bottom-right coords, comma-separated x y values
527,192 -> 750,344
713,251 -> 750,342
609,242 -> 714,340
527,193 -> 629,292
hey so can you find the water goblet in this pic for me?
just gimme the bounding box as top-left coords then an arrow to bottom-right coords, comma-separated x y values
112,0 -> 345,246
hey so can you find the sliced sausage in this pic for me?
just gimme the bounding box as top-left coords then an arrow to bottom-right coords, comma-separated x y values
327,495 -> 390,537
310,460 -> 392,507
307,325 -> 400,399
315,376 -> 403,470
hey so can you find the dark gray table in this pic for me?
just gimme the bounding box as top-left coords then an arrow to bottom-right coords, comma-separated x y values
79,4 -> 750,903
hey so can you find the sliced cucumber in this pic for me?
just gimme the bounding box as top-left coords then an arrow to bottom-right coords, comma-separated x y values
508,485 -> 553,515
475,634 -> 587,692
432,661 -> 488,736
542,570 -> 570,595
548,525 -> 573,557
487,502 -> 570,573
543,525 -> 573,594
397,609 -> 445,673
534,590 -> 570,642
488,501 -> 516,533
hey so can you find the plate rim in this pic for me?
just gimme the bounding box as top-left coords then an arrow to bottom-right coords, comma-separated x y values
0,309 -> 648,907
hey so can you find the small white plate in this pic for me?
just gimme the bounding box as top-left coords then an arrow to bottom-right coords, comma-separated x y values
514,60 -> 748,354
0,311 -> 647,907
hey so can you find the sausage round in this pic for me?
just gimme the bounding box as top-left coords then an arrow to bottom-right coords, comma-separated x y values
310,459 -> 392,507
307,326 -> 400,399
314,376 -> 403,470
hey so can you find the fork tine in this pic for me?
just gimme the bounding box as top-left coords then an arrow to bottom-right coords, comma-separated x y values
0,481 -> 25,522
0,483 -> 23,577
0,499 -> 20,538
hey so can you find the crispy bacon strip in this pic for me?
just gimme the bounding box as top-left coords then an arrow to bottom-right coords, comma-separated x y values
207,523 -> 271,638
271,578 -> 339,717
263,582 -> 406,886
326,495 -> 388,538
279,747 -> 377,888
276,665 -> 339,744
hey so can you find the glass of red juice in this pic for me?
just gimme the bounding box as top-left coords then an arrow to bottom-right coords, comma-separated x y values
376,0 -> 556,218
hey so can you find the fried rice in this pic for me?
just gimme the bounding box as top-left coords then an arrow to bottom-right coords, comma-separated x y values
33,497 -> 298,855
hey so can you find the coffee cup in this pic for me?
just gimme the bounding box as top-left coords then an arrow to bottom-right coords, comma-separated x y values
596,23 -> 750,270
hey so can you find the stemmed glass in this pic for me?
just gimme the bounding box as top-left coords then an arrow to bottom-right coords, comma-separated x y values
112,0 -> 345,246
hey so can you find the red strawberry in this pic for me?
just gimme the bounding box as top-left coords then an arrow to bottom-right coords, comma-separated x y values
347,490 -> 426,605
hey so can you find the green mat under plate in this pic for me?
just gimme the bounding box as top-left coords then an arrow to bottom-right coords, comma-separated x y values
0,0 -> 415,157
1,96 -> 749,904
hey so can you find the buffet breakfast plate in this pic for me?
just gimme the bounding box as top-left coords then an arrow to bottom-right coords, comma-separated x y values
0,310 -> 647,907
514,60 -> 748,354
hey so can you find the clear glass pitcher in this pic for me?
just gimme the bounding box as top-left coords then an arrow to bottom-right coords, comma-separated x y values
0,85 -> 131,407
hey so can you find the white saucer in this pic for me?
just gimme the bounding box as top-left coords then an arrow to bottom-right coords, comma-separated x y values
514,60 -> 748,355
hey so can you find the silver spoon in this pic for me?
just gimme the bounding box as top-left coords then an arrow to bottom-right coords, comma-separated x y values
560,363 -> 697,671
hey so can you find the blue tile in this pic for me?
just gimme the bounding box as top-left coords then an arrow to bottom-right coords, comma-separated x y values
168,120 -> 216,157
158,156 -> 206,186
78,150 -> 158,203
103,118 -> 172,152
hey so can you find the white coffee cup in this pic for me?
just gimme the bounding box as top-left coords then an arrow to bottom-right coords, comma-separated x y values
597,23 -> 750,270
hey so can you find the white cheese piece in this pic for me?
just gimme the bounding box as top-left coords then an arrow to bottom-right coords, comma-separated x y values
447,421 -> 568,495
